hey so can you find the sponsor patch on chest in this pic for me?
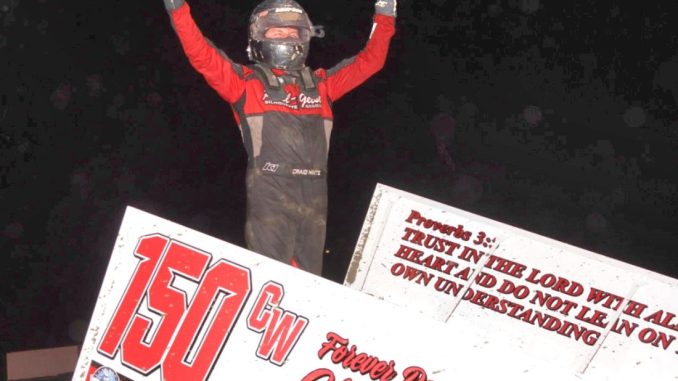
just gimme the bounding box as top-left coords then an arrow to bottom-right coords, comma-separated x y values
262,84 -> 322,110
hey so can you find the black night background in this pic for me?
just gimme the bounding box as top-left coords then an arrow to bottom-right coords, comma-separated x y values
1,0 -> 676,369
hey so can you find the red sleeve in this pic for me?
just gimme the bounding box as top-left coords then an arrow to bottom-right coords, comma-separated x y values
169,3 -> 246,104
323,14 -> 396,102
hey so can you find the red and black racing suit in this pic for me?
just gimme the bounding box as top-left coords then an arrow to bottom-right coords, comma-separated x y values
169,3 -> 395,275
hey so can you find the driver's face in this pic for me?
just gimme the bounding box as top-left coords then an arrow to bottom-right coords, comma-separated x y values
265,27 -> 300,39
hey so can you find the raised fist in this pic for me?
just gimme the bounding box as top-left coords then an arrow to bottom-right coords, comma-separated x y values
164,0 -> 185,11
375,0 -> 397,17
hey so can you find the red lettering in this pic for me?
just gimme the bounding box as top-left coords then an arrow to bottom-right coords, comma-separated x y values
121,241 -> 210,373
318,333 -> 398,381
622,300 -> 648,318
610,318 -> 639,337
403,367 -> 428,381
100,238 -> 253,381
644,310 -> 678,332
247,282 -> 283,331
525,269 -> 583,297
319,332 -> 348,359
301,368 -> 336,381
405,210 -> 422,224
163,260 -> 251,381
484,256 -> 527,278
585,287 -> 624,310
575,306 -> 609,328
404,210 -> 470,239
98,235 -> 169,357
256,307 -> 308,365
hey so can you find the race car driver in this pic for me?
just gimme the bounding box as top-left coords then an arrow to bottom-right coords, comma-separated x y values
162,0 -> 397,275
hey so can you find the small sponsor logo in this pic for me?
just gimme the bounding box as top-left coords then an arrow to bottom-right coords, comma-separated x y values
375,0 -> 388,8
292,168 -> 322,177
91,366 -> 120,381
262,86 -> 322,110
262,162 -> 280,173
298,93 -> 321,108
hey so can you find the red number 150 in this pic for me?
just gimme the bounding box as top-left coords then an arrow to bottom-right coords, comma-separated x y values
97,235 -> 252,381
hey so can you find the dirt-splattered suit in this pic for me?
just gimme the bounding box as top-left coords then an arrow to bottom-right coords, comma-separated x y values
168,2 -> 395,275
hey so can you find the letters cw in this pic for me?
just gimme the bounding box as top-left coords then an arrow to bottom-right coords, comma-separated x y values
97,235 -> 307,380
246,281 -> 309,366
